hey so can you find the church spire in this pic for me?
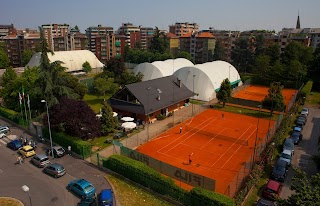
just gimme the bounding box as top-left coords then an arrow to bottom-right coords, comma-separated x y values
296,11 -> 301,29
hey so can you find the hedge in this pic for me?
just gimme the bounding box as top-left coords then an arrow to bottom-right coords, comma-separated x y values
42,128 -> 91,158
104,155 -> 235,206
0,106 -> 23,125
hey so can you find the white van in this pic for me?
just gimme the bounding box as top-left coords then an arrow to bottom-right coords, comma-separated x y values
0,126 -> 10,134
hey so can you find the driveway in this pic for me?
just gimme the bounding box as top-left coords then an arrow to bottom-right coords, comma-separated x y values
0,118 -> 111,205
279,107 -> 320,199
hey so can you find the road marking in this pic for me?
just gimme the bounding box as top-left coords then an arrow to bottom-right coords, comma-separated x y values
7,134 -> 17,140
0,139 -> 6,145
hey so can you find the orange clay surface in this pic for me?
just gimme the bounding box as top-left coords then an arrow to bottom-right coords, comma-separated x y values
136,109 -> 275,195
233,85 -> 297,110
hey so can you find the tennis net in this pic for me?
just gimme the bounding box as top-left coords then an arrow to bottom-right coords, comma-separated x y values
185,125 -> 248,146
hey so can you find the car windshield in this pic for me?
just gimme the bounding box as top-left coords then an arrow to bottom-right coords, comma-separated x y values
281,153 -> 291,159
265,188 -> 276,193
83,185 -> 94,193
102,198 -> 113,204
25,148 -> 34,152
291,133 -> 299,138
274,165 -> 286,173
41,157 -> 49,161
57,148 -> 64,152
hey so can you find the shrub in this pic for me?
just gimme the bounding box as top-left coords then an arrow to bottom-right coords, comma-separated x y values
0,106 -> 23,125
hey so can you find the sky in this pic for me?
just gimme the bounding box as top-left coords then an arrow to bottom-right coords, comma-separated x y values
1,0 -> 320,33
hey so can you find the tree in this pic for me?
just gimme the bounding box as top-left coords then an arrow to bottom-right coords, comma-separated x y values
231,38 -> 254,73
0,47 -> 10,69
262,82 -> 285,115
93,77 -> 118,100
277,168 -> 320,206
0,67 -> 17,87
100,103 -> 117,134
216,78 -> 232,107
82,61 -> 92,73
281,41 -> 313,67
213,40 -> 226,61
21,49 -> 34,66
176,51 -> 193,62
47,97 -> 102,140
254,34 -> 265,57
104,57 -> 126,76
116,70 -> 143,86
265,43 -> 280,65
148,27 -> 169,54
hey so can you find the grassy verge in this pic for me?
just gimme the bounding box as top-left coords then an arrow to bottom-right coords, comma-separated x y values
190,99 -> 205,105
83,94 -> 105,113
211,104 -> 279,120
0,197 -> 22,206
306,91 -> 320,106
106,174 -> 174,206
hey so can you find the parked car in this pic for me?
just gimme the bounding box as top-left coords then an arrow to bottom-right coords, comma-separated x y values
290,131 -> 302,145
262,179 -> 282,200
77,197 -> 97,206
301,108 -> 309,116
43,163 -> 66,178
279,149 -> 293,166
67,179 -> 96,199
270,159 -> 288,182
296,117 -> 306,125
0,126 -> 10,134
100,189 -> 113,206
46,146 -> 65,158
296,119 -> 305,128
256,198 -> 275,206
293,126 -> 302,132
7,140 -> 23,151
298,114 -> 307,121
283,138 -> 294,154
0,133 -> 7,139
18,145 -> 36,158
31,154 -> 50,168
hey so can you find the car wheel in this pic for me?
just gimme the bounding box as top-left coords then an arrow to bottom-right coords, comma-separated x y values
54,174 -> 58,178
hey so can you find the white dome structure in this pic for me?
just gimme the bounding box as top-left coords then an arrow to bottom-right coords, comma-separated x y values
26,50 -> 104,72
174,61 -> 242,101
133,58 -> 194,81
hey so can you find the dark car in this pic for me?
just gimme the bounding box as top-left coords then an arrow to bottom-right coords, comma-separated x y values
270,159 -> 288,182
290,131 -> 302,145
296,117 -> 306,125
77,197 -> 97,206
43,163 -> 66,178
7,140 -> 23,151
295,119 -> 304,129
283,138 -> 294,154
47,146 -> 66,158
256,198 -> 275,206
100,189 -> 113,206
293,125 -> 302,132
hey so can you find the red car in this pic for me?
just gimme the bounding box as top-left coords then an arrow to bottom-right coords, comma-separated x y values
262,179 -> 282,201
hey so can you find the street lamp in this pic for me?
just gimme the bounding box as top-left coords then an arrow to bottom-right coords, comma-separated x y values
41,100 -> 54,159
252,104 -> 262,170
146,87 -> 151,141
22,185 -> 33,206
192,74 -> 196,116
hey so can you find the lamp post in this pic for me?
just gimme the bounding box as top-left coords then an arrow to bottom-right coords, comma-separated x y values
252,104 -> 262,170
146,87 -> 151,141
192,74 -> 196,116
22,185 -> 33,206
41,100 -> 54,159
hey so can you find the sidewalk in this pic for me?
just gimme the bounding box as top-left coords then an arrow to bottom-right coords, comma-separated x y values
92,102 -> 211,160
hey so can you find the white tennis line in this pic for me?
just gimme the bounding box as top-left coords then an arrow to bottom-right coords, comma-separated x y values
210,124 -> 254,168
156,116 -> 215,153
161,117 -> 218,154
216,127 -> 257,172
199,128 -> 227,150
179,143 -> 223,157
150,134 -> 171,141
185,117 -> 194,125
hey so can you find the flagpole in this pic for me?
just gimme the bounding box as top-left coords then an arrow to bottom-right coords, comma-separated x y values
22,87 -> 28,124
27,94 -> 32,121
19,92 -> 24,125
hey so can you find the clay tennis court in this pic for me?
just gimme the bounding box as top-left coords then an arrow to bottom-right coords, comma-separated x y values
136,109 -> 275,196
233,85 -> 297,110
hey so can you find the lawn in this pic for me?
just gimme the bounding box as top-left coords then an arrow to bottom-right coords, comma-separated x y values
211,104 -> 279,120
306,91 -> 320,106
106,174 -> 174,206
190,99 -> 205,105
0,197 -> 22,206
83,94 -> 105,113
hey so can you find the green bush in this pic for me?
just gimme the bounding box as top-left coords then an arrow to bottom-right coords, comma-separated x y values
42,128 -> 91,158
156,114 -> 166,120
104,155 -> 235,206
0,106 -> 23,125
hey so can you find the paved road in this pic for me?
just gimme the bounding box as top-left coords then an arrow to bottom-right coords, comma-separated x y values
279,107 -> 320,199
0,118 -> 111,206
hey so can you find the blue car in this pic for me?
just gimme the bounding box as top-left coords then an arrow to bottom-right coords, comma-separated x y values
68,179 -> 96,199
7,140 -> 23,151
100,189 -> 113,206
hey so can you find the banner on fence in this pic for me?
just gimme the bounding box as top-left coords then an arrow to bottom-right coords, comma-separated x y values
121,146 -> 215,191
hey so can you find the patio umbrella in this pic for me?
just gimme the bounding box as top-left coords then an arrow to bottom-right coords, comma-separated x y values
121,116 -> 134,122
121,122 -> 136,130
113,112 -> 118,117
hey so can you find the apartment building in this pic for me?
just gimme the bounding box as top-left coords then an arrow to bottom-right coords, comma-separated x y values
167,32 -> 179,57
139,26 -> 154,49
0,24 -> 16,40
279,28 -> 310,52
53,31 -> 86,51
3,31 -> 40,67
41,24 -> 69,51
117,23 -> 140,48
169,22 -> 199,37
180,31 -> 216,64
114,34 -> 126,58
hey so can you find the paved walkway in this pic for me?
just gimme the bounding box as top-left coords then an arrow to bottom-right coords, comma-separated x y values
91,102 -> 213,161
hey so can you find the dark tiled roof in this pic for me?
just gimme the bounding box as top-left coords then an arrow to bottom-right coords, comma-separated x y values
110,76 -> 194,115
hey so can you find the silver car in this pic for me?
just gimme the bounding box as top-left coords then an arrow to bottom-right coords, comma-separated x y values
31,154 -> 50,168
43,163 -> 66,178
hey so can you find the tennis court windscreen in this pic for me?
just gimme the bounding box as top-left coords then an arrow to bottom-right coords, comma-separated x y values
185,125 -> 248,146
244,90 -> 266,97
